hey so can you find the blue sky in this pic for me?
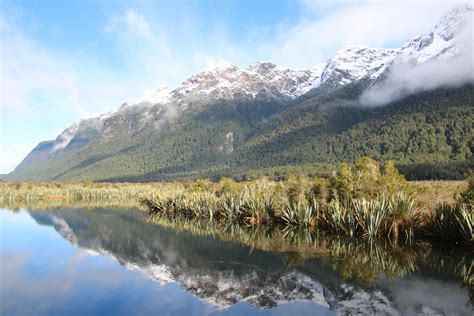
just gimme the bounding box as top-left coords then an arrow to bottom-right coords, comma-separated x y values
0,0 -> 459,173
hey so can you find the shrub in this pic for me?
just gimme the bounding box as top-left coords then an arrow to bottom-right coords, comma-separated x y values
458,173 -> 474,207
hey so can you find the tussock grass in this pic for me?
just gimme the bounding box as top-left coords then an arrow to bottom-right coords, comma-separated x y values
142,192 -> 435,243
424,203 -> 473,242
141,158 -> 473,246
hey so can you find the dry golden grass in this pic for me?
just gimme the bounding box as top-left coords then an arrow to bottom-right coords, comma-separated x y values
0,181 -> 161,205
409,180 -> 467,211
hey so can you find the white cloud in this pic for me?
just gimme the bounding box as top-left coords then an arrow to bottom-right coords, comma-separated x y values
360,44 -> 474,106
104,9 -> 183,86
0,18 -> 143,119
359,3 -> 474,106
0,11 -> 170,173
0,21 -> 78,114
105,9 -> 153,38
271,1 -> 458,68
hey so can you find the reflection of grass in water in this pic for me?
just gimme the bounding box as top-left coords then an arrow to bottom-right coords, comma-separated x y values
424,245 -> 474,304
331,238 -> 419,286
1,199 -> 142,211
147,214 -> 417,283
147,213 -> 473,303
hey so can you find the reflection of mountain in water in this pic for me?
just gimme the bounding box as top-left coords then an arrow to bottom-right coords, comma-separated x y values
29,208 -> 472,315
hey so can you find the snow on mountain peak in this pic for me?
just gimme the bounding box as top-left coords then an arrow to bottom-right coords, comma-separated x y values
46,6 -> 471,154
51,115 -> 107,152
173,60 -> 328,100
398,5 -> 472,64
319,6 -> 472,87
434,4 -> 472,41
246,61 -> 277,75
122,86 -> 172,109
321,45 -> 398,85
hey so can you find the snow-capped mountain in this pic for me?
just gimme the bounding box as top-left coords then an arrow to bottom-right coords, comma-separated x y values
397,6 -> 472,64
321,5 -> 472,87
118,60 -> 326,112
48,6 -> 471,154
46,61 -> 327,153
177,61 -> 326,99
10,5 -> 473,181
51,115 -> 106,151
320,46 -> 398,86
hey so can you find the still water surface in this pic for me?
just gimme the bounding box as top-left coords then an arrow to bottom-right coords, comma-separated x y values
0,207 -> 472,315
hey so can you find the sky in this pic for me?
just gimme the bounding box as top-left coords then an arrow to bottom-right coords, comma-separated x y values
0,0 -> 463,174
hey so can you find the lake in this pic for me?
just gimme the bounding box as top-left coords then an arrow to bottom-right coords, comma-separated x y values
0,207 -> 472,315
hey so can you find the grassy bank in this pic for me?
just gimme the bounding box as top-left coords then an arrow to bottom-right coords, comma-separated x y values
0,178 -> 466,209
1,157 -> 471,245
141,158 -> 473,246
0,181 -> 159,208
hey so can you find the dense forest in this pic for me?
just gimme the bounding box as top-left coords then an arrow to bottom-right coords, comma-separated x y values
7,84 -> 473,182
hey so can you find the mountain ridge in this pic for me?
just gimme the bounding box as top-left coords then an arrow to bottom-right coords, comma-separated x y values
8,5 -> 474,181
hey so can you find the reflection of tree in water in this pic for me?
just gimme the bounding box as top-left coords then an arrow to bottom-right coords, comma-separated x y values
25,207 -> 473,313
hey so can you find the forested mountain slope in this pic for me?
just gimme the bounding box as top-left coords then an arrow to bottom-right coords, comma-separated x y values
7,6 -> 473,181
8,84 -> 473,181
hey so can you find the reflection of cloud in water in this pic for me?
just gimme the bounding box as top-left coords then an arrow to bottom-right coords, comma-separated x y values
0,208 -> 37,225
377,275 -> 472,315
51,215 -> 78,245
0,251 -> 77,310
0,249 -> 139,314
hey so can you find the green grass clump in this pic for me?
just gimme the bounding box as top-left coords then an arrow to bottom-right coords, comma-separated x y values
280,201 -> 318,227
425,203 -> 473,243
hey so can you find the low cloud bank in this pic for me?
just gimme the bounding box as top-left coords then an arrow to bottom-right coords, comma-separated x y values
360,50 -> 473,107
360,25 -> 474,106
